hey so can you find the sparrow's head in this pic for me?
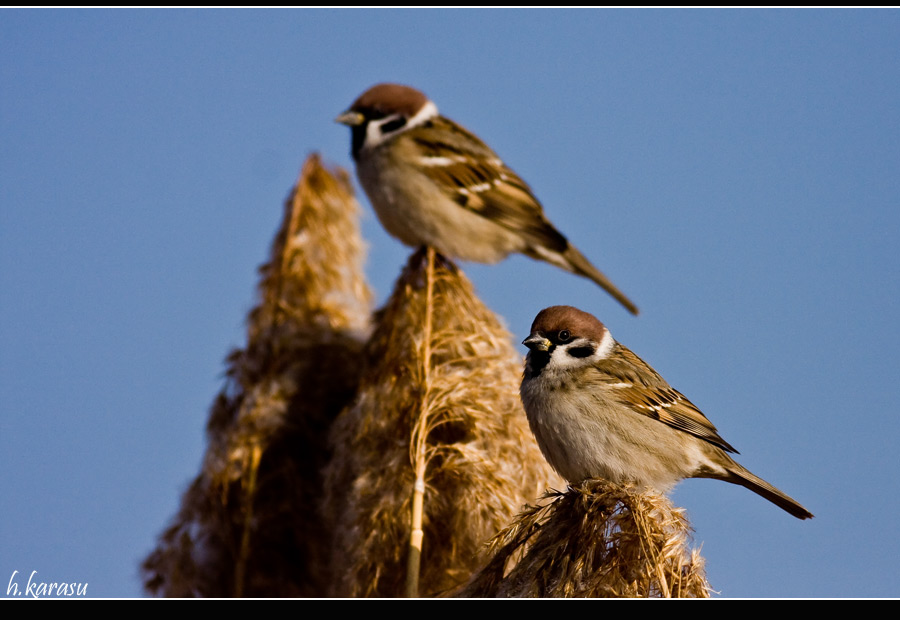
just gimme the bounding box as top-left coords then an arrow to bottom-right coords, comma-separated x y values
336,83 -> 439,159
523,305 -> 615,377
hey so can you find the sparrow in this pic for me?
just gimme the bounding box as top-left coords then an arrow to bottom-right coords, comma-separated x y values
336,83 -> 639,315
519,305 -> 813,519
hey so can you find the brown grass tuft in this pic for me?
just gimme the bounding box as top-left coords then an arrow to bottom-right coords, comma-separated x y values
458,478 -> 712,598
322,247 -> 560,597
141,154 -> 372,597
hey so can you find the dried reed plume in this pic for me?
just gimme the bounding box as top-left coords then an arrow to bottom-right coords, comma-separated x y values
459,478 -> 712,598
141,154 -> 372,597
323,247 -> 560,597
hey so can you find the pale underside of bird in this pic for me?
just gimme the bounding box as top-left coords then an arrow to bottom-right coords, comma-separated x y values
336,83 -> 639,316
520,305 -> 813,520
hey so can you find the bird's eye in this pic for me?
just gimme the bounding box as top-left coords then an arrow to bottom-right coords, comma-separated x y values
558,330 -> 571,342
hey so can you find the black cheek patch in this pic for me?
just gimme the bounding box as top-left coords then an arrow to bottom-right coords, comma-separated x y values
380,117 -> 407,134
567,345 -> 596,358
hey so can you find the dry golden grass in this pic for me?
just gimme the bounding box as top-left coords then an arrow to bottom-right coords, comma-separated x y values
459,478 -> 711,598
141,154 -> 371,597
322,247 -> 560,597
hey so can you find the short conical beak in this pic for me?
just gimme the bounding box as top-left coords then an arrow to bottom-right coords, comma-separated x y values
335,110 -> 365,126
522,335 -> 551,352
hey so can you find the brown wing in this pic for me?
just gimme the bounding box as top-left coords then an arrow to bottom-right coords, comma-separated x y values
593,344 -> 738,454
410,117 -> 569,253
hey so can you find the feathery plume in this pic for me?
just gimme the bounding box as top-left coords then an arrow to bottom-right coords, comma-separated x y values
323,247 -> 559,597
142,154 -> 371,597
459,478 -> 711,598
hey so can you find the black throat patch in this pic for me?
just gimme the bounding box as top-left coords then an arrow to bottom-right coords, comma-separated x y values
526,347 -> 554,378
350,124 -> 367,160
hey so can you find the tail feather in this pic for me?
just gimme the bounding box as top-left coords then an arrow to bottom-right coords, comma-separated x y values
530,243 -> 639,315
725,466 -> 814,520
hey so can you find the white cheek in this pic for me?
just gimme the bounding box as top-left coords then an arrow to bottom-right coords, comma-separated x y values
546,337 -> 612,371
361,101 -> 439,151
365,116 -> 394,149
546,347 -> 582,370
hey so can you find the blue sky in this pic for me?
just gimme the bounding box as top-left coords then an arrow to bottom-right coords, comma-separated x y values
2,9 -> 898,598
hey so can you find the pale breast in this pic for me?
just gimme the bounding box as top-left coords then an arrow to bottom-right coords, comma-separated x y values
521,371 -> 709,491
